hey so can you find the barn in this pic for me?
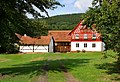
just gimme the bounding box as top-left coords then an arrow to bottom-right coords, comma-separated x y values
48,30 -> 71,52
15,33 -> 54,53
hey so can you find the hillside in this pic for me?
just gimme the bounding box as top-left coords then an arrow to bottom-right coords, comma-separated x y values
42,13 -> 84,30
30,13 -> 84,36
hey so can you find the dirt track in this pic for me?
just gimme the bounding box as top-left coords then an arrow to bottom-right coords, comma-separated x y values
38,56 -> 81,82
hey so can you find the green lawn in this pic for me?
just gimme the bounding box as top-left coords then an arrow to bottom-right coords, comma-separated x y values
0,52 -> 119,82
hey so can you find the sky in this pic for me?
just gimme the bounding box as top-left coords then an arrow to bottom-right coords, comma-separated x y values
27,0 -> 93,18
48,0 -> 93,16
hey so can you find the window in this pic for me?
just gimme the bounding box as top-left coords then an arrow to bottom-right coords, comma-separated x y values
92,43 -> 96,48
84,34 -> 88,39
92,34 -> 96,39
75,34 -> 79,39
84,43 -> 87,48
76,43 -> 79,47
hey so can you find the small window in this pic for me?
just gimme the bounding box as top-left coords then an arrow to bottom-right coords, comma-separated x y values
76,43 -> 79,47
92,34 -> 96,39
84,34 -> 88,39
75,34 -> 79,39
93,34 -> 96,37
84,43 -> 87,48
92,43 -> 96,48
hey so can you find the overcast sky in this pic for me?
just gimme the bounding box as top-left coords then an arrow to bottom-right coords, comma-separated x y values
27,0 -> 93,18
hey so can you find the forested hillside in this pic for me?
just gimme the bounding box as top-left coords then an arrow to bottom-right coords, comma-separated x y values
43,13 -> 84,30
31,13 -> 84,36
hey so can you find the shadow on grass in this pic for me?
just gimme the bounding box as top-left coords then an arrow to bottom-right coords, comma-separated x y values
0,59 -> 90,78
95,62 -> 120,81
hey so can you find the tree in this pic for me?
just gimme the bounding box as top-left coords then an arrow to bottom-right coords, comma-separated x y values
0,0 -> 62,53
84,0 -> 120,68
30,20 -> 49,36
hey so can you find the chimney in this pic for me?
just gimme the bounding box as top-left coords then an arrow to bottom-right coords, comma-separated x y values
24,34 -> 27,36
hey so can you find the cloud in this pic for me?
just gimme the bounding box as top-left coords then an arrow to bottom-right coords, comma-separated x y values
74,0 -> 93,12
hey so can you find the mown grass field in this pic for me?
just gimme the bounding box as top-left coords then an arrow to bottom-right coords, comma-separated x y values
0,52 -> 119,82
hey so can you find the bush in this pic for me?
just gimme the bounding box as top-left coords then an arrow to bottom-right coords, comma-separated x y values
77,50 -> 80,53
102,50 -> 118,59
82,49 -> 86,53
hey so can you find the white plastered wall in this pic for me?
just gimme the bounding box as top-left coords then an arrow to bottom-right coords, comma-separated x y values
71,41 -> 103,51
49,37 -> 54,52
34,46 -> 48,52
19,45 -> 48,52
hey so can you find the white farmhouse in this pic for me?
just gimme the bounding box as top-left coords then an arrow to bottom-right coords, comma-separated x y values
15,20 -> 105,53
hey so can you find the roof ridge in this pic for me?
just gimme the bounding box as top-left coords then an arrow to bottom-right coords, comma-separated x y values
48,30 -> 72,32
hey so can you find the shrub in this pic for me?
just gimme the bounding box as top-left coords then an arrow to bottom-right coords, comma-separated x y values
82,49 -> 86,53
77,50 -> 80,53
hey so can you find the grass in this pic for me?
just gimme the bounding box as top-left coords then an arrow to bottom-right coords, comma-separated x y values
0,52 -> 119,82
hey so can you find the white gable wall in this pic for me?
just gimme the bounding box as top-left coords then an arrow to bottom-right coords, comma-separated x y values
71,41 -> 103,52
49,37 -> 54,52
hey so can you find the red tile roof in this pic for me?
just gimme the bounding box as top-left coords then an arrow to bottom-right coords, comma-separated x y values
48,30 -> 71,42
20,36 -> 36,44
15,33 -> 51,45
35,36 -> 51,45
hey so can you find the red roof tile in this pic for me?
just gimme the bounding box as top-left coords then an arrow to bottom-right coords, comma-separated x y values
48,30 -> 71,42
20,36 -> 36,44
35,36 -> 51,45
15,33 -> 51,45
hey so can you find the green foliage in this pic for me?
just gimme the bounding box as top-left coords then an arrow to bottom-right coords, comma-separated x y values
41,13 -> 84,30
84,0 -> 120,68
29,20 -> 49,36
102,50 -> 118,59
84,0 -> 120,52
28,13 -> 84,37
0,0 -> 62,53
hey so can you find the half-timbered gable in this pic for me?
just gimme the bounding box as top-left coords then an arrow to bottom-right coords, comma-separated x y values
69,20 -> 105,52
69,20 -> 101,41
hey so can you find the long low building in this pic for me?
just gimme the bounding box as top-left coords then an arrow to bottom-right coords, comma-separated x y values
15,20 -> 105,53
15,33 -> 54,53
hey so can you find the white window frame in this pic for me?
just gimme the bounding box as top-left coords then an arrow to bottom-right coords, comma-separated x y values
84,34 -> 88,39
76,43 -> 79,48
75,34 -> 79,39
92,43 -> 96,48
92,34 -> 96,39
84,43 -> 87,48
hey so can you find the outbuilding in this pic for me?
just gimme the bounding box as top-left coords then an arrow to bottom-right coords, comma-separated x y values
15,33 -> 54,53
